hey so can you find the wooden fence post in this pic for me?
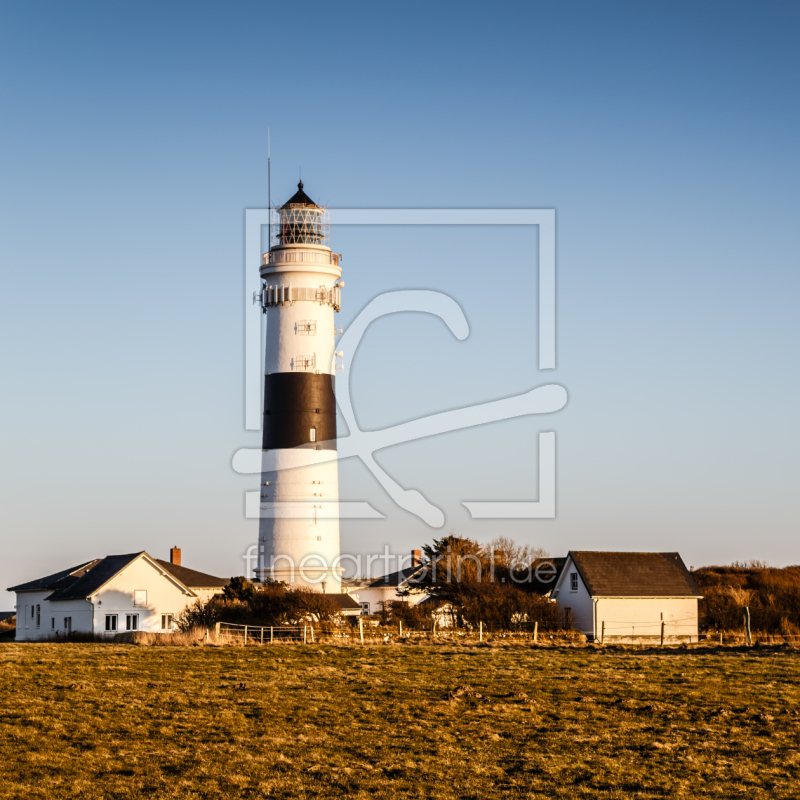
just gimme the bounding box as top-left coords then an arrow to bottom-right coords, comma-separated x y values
310,626 -> 315,644
359,617 -> 364,645
260,627 -> 264,645
601,621 -> 605,644
270,626 -> 274,644
399,620 -> 402,638
744,607 -> 752,646
244,625 -> 248,646
215,622 -> 221,642
303,625 -> 307,644
479,621 -> 483,642
660,613 -> 664,647
533,621 -> 538,643
719,630 -> 723,646
432,618 -> 437,638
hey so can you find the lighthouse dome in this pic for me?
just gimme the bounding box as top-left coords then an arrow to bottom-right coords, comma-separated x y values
280,181 -> 318,209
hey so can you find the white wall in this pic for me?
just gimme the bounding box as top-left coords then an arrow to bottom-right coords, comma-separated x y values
597,597 -> 699,641
551,558 -> 594,633
92,556 -> 197,634
349,586 -> 428,615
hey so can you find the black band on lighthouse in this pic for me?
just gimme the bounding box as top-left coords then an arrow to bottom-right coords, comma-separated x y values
262,373 -> 337,450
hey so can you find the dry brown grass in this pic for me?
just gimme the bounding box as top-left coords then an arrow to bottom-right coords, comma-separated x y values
1,642 -> 800,798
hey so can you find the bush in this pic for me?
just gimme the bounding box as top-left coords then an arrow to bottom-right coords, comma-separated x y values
695,565 -> 800,633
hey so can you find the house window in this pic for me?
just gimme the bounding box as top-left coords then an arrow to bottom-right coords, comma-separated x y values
360,602 -> 370,615
134,590 -> 147,607
64,617 -> 71,634
126,614 -> 139,632
105,614 -> 118,632
36,605 -> 40,628
161,614 -> 174,631
31,605 -> 35,620
570,572 -> 578,591
310,427 -> 316,442
51,618 -> 55,630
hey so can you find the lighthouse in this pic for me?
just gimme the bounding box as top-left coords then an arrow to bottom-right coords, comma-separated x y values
254,182 -> 344,591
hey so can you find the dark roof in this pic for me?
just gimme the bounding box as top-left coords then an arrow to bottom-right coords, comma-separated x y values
526,557 -> 567,594
46,553 -> 144,601
367,564 -> 426,589
7,560 -> 101,593
328,594 -> 361,610
280,181 -> 318,209
155,559 -> 228,589
568,552 -> 702,598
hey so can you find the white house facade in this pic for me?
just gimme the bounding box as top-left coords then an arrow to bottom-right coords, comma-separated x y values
9,549 -> 228,641
348,551 -> 430,615
551,551 -> 702,643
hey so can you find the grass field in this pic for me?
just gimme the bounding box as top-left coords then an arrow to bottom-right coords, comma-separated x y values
1,641 -> 800,799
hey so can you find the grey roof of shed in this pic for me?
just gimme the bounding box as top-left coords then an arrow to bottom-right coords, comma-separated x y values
567,552 -> 702,598
328,594 -> 361,610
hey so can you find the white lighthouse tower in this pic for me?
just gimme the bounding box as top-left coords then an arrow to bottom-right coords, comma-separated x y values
254,182 -> 344,591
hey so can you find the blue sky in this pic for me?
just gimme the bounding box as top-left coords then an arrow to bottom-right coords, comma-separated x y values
1,1 -> 799,593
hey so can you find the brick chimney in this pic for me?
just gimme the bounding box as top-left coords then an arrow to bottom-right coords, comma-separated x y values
411,549 -> 422,567
170,546 -> 181,566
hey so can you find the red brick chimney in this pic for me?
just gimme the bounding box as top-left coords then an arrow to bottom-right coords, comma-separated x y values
170,546 -> 181,566
411,549 -> 422,567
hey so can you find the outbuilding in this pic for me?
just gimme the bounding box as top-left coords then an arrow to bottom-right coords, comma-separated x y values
550,551 -> 702,643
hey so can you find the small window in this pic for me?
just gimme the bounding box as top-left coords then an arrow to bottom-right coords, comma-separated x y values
310,427 -> 316,443
360,602 -> 370,615
126,614 -> 139,632
161,614 -> 174,631
31,605 -> 35,619
297,320 -> 317,335
51,618 -> 55,630
134,590 -> 147,607
105,614 -> 118,632
570,572 -> 578,591
295,354 -> 315,371
64,617 -> 71,634
36,605 -> 40,628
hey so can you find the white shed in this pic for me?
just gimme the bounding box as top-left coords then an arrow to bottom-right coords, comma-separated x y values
8,550 -> 228,641
550,551 -> 702,643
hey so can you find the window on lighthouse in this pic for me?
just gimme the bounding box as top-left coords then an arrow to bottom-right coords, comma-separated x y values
310,427 -> 316,443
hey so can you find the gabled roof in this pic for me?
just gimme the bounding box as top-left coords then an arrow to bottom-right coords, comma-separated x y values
7,560 -> 101,593
280,181 -> 318,209
155,560 -> 229,589
366,564 -> 426,590
8,552 -> 229,602
567,551 -> 702,598
46,553 -> 145,601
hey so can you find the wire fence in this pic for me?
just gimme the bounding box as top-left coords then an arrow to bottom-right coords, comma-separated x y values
213,617 -> 800,648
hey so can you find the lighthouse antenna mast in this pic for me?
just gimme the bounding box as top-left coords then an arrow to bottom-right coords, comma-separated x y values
267,128 -> 271,250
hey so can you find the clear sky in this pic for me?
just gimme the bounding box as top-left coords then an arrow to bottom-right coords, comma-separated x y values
1,0 -> 799,595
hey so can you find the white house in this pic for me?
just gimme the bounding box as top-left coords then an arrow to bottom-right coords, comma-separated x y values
348,551 -> 430,615
550,551 -> 702,643
8,547 -> 228,641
